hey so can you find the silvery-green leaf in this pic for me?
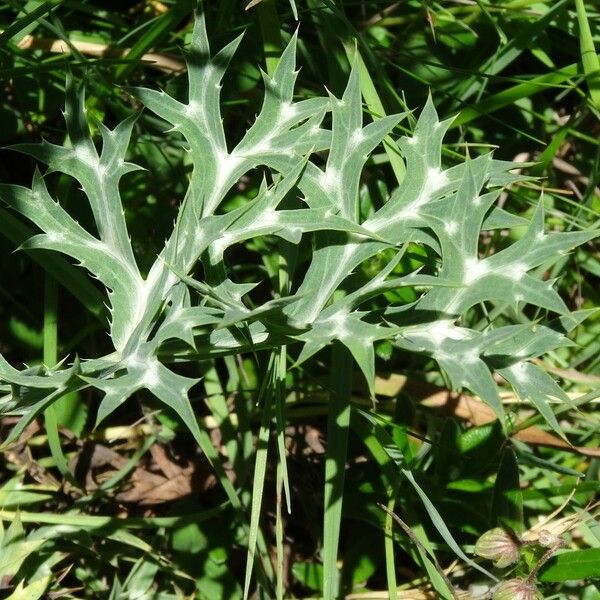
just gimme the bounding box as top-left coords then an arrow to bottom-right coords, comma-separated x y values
154,306 -> 223,347
483,323 -> 575,365
499,362 -> 570,439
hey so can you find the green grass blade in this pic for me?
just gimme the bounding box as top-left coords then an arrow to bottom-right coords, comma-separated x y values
0,208 -> 105,319
451,0 -> 570,105
42,274 -> 58,370
451,64 -> 578,128
113,0 -> 195,81
401,469 -> 497,581
275,461 -> 285,600
491,447 -> 524,532
243,361 -> 274,600
380,503 -> 458,600
42,275 -> 74,483
574,0 -> 600,110
95,435 -> 156,494
275,347 -> 291,513
474,0 -> 507,45
0,0 -> 62,47
203,363 -> 240,471
322,342 -> 353,600
257,0 -> 283,76
0,507 -> 226,529
352,411 -> 456,599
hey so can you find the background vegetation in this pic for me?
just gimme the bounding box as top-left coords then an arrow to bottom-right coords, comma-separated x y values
0,1 -> 599,599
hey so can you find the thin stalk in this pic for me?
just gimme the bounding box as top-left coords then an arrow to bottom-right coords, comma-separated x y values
384,496 -> 398,600
275,461 -> 285,600
378,503 -> 459,600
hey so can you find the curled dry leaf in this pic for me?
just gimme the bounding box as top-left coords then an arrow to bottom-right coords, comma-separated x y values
67,442 -> 220,505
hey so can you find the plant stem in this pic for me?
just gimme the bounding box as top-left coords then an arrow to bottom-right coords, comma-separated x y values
384,496 -> 398,600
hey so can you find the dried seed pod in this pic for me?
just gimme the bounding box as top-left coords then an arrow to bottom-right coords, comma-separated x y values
493,578 -> 544,600
537,529 -> 562,548
474,527 -> 521,568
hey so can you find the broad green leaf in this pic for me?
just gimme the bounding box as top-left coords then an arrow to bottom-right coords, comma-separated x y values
539,549 -> 600,582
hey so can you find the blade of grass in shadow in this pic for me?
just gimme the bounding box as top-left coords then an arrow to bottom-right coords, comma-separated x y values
491,447 -> 524,532
93,435 -> 156,496
306,0 -> 350,95
574,0 -> 600,111
113,0 -> 195,81
531,113 -> 577,176
42,274 -> 76,484
0,506 -> 226,529
0,208 -> 105,319
474,0 -> 508,45
401,468 -> 497,581
354,408 -> 496,580
221,354 -> 256,487
0,0 -> 62,46
231,359 -> 255,488
275,347 -> 291,513
243,356 -> 275,600
203,363 -> 240,472
256,0 -> 283,75
450,64 -> 579,128
450,0 -> 570,106
322,342 -> 353,600
275,461 -> 285,600
379,503 -> 460,600
350,410 -> 457,599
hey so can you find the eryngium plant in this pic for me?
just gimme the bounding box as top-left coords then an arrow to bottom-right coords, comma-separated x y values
0,9 -> 596,596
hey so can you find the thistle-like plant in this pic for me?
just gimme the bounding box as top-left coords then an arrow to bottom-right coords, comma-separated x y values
0,10 -> 596,599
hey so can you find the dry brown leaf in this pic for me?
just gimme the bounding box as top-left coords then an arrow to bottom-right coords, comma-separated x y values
18,35 -> 185,73
373,373 -> 600,459
117,464 -> 197,505
67,442 -> 217,504
149,443 -> 183,479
